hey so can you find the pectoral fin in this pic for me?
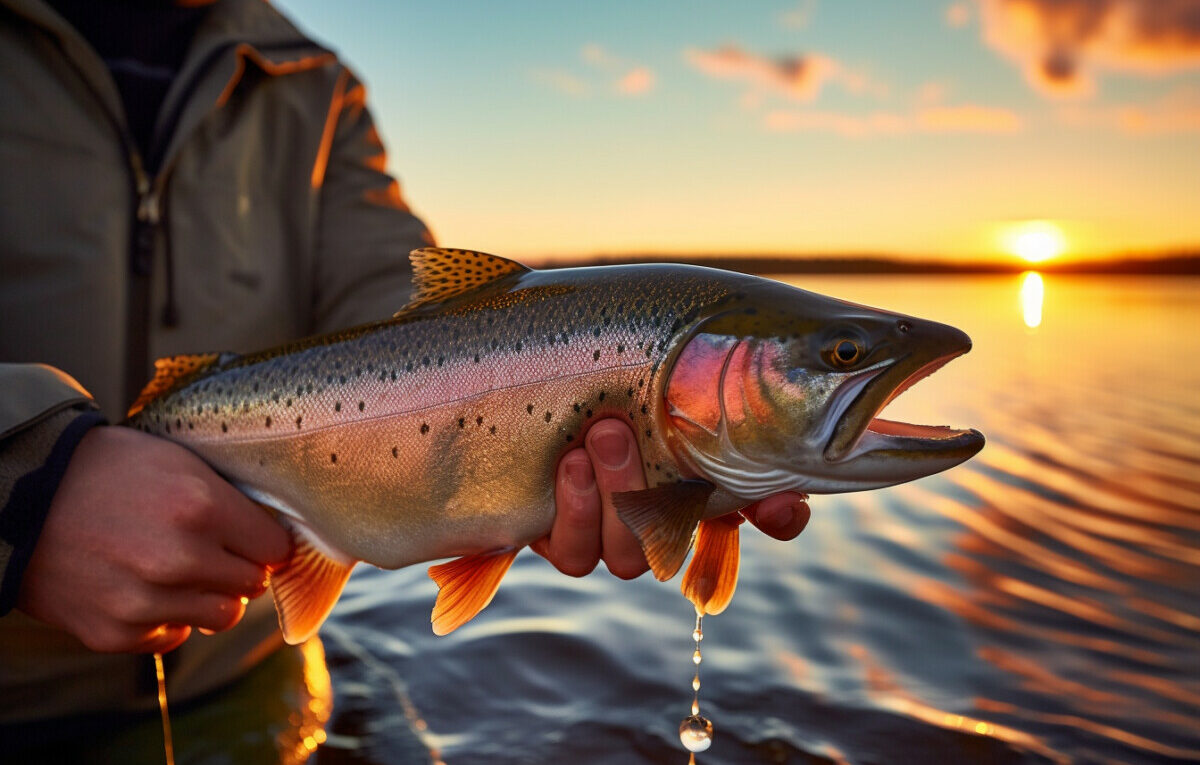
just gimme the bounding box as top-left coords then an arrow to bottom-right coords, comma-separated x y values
428,548 -> 520,635
612,481 -> 714,581
681,518 -> 741,615
269,521 -> 355,644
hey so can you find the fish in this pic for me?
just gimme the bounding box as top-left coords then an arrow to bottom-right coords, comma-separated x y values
125,248 -> 984,641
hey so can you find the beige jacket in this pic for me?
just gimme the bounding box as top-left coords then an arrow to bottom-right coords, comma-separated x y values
0,0 -> 430,720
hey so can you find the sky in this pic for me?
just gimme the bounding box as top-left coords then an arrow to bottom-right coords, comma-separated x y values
274,0 -> 1200,263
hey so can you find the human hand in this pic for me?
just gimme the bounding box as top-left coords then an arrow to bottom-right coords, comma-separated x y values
532,419 -> 810,579
17,426 -> 291,653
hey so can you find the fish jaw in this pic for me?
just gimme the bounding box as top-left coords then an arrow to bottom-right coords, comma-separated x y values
813,317 -> 984,491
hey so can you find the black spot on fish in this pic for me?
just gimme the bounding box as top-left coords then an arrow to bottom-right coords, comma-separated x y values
641,405 -> 648,415
286,398 -> 292,407
392,446 -> 399,458
515,341 -> 523,351
476,416 -> 483,426
187,422 -> 193,430
593,350 -> 600,361
423,357 -> 430,366
438,357 -> 444,367
565,434 -> 574,442
544,411 -> 552,422
489,425 -> 497,434
639,378 -> 645,388
627,388 -> 634,397
573,403 -> 581,413
335,402 -> 342,412
175,419 -> 181,429
331,453 -> 337,463
474,354 -> 480,363
420,423 -> 429,434
265,417 -> 272,428
296,416 -> 303,428
358,401 -> 365,411
617,344 -> 624,353
586,409 -> 593,417
527,404 -> 534,414
459,417 -> 466,428
598,391 -> 606,401
654,463 -> 661,471
221,422 -> 228,433
645,429 -> 652,438
593,327 -> 601,338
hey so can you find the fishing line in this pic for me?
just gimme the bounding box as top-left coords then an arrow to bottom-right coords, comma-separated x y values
153,651 -> 176,765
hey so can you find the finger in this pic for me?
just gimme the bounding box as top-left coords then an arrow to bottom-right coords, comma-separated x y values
208,487 -> 293,567
192,551 -> 271,599
586,420 -> 650,580
143,590 -> 248,634
741,493 -> 811,541
131,624 -> 192,655
537,450 -> 603,576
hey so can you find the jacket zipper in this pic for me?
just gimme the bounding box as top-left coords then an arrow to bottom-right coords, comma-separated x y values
125,152 -> 159,409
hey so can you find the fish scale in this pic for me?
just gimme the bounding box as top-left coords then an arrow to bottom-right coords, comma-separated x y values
126,247 -> 982,641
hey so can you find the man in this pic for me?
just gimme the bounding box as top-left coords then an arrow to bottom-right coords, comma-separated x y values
0,0 -> 809,758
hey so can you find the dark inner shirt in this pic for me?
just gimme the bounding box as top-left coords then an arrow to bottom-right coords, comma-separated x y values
46,0 -> 212,169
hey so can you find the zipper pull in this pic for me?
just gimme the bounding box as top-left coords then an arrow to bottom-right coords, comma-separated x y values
133,179 -> 159,277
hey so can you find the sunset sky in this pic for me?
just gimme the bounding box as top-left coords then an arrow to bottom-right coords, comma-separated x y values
275,0 -> 1200,263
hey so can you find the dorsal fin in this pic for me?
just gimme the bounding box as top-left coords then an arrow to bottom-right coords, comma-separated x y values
126,352 -> 237,418
395,247 -> 531,315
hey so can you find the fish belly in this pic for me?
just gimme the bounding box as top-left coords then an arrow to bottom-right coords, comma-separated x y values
189,366 -> 659,570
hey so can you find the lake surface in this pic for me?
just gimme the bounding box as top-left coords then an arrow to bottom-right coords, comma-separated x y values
312,274 -> 1200,765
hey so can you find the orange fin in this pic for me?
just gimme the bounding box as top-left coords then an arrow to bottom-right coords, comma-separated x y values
428,548 -> 519,635
126,351 -> 236,418
682,518 -> 741,615
269,523 -> 355,644
612,481 -> 714,582
396,248 -> 530,314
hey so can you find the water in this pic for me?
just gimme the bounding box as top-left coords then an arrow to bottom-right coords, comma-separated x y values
310,274 -> 1200,764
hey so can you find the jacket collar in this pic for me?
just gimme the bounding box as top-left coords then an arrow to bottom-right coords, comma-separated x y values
2,0 -> 335,177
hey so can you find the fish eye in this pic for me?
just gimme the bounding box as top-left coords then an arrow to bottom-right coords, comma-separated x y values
831,339 -> 863,367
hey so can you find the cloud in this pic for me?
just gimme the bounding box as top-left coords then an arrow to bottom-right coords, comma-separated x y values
531,69 -> 588,97
978,0 -> 1200,96
686,45 -> 872,102
617,67 -> 656,95
534,45 -> 656,98
765,104 -> 1023,136
779,0 -> 817,30
946,2 -> 972,28
1057,86 -> 1200,132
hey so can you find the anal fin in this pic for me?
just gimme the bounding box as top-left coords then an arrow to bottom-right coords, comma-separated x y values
269,522 -> 355,645
428,548 -> 519,635
612,481 -> 714,581
681,517 -> 741,615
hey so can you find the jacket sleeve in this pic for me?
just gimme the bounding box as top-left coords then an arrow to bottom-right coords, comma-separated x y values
310,69 -> 435,332
0,364 -> 105,614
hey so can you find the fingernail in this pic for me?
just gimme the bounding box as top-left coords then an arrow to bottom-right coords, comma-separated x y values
590,429 -> 630,470
566,457 -> 595,491
198,628 -> 215,636
757,502 -> 794,531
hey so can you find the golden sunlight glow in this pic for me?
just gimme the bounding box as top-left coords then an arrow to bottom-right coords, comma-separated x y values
1004,221 -> 1067,263
1020,271 -> 1044,329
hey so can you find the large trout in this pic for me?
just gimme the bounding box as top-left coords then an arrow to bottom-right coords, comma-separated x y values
127,248 -> 983,640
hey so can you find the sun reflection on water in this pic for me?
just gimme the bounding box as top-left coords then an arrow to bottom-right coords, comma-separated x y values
1019,271 -> 1044,329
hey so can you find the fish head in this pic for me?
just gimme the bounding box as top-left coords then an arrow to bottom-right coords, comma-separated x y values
664,280 -> 984,496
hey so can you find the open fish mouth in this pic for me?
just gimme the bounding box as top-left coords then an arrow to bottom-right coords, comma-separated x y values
826,343 -> 984,468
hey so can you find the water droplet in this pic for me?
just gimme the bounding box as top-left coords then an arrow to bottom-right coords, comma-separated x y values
692,629 -> 703,642
679,714 -> 713,753
692,649 -> 702,665
692,677 -> 700,691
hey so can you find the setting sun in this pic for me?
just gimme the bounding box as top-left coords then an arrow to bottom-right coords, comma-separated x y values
1003,221 -> 1067,263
